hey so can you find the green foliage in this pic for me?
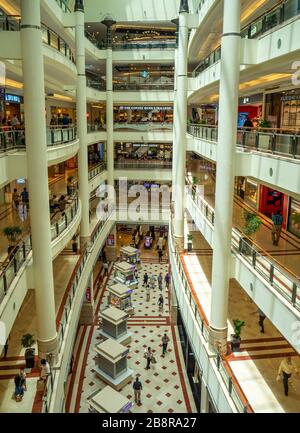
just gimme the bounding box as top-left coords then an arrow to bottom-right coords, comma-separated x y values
21,333 -> 35,349
233,319 -> 245,339
187,234 -> 193,242
259,119 -> 271,128
3,226 -> 22,244
291,212 -> 300,227
243,211 -> 262,236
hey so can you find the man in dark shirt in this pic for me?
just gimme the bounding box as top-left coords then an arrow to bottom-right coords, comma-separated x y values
271,211 -> 283,246
243,116 -> 253,129
132,376 -> 143,404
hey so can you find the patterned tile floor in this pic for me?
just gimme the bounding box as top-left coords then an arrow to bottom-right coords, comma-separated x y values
66,261 -> 197,413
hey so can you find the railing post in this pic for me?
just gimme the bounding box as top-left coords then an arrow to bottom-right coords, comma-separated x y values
270,264 -> 274,285
13,256 -> 17,274
255,131 -> 259,150
56,222 -> 59,237
252,250 -> 256,268
3,274 -> 7,295
291,136 -> 297,158
217,353 -> 220,369
22,241 -> 26,259
292,283 -> 297,306
228,377 -> 233,395
271,134 -> 276,153
242,130 -> 246,148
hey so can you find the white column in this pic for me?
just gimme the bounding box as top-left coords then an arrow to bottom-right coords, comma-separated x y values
75,3 -> 90,239
106,48 -> 114,188
172,48 -> 178,188
172,11 -> 188,251
209,0 -> 241,354
20,0 -> 57,360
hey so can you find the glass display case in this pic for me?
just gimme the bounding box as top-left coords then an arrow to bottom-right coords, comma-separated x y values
113,261 -> 138,289
88,386 -> 133,413
120,246 -> 141,269
108,283 -> 134,315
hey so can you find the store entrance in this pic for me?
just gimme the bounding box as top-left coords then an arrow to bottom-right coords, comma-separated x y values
259,186 -> 284,218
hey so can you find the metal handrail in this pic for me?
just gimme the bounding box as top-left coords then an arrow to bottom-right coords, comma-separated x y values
0,192 -> 80,305
114,161 -> 172,170
168,215 -> 252,413
192,0 -> 300,77
186,184 -> 300,312
188,124 -> 300,159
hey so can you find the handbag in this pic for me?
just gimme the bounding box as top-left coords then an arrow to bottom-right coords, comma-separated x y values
151,356 -> 157,364
36,379 -> 46,392
276,374 -> 282,382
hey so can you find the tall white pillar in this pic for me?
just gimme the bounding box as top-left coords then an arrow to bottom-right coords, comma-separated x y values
172,2 -> 189,251
172,47 -> 178,189
75,0 -> 90,240
106,47 -> 114,188
20,0 -> 57,360
209,0 -> 241,354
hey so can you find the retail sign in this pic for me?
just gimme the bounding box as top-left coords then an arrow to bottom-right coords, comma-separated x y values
119,105 -> 172,111
85,287 -> 91,303
5,94 -> 21,103
107,234 -> 115,246
281,93 -> 300,102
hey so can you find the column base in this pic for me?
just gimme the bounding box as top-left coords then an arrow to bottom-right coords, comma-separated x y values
80,235 -> 90,250
37,335 -> 58,366
209,325 -> 228,356
174,236 -> 184,253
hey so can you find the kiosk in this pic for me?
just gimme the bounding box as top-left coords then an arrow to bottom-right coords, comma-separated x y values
113,261 -> 138,289
120,246 -> 141,269
107,283 -> 134,316
94,339 -> 134,391
88,386 -> 133,413
100,306 -> 132,345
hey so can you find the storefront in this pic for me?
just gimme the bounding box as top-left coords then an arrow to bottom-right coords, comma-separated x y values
238,93 -> 263,127
1,93 -> 23,123
88,142 -> 106,166
114,105 -> 173,123
114,142 -> 172,162
264,89 -> 300,129
235,177 -> 259,207
288,198 -> 300,238
258,185 -> 289,224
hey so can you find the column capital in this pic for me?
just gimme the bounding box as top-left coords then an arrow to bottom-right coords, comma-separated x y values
179,0 -> 189,14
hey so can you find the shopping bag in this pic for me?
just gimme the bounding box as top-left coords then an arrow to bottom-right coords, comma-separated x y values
36,379 -> 45,392
276,374 -> 282,382
151,356 -> 157,364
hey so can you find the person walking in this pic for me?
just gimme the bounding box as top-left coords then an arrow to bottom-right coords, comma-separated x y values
158,273 -> 163,291
150,274 -> 156,290
146,284 -> 151,302
161,334 -> 170,357
20,187 -> 29,213
132,376 -> 143,404
14,374 -> 24,402
103,261 -> 109,276
277,356 -> 299,396
271,210 -> 283,246
20,367 -> 27,392
144,347 -> 153,370
158,294 -> 164,312
165,273 -> 170,289
40,359 -> 50,382
257,308 -> 266,333
12,188 -> 19,211
158,248 -> 163,263
143,272 -> 149,287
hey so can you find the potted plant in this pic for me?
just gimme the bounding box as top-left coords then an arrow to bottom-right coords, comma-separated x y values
239,211 -> 262,255
72,234 -> 78,253
231,319 -> 245,352
187,234 -> 193,252
21,333 -> 35,369
258,119 -> 271,129
3,226 -> 22,256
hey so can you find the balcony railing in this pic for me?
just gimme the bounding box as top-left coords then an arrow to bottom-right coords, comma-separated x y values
112,41 -> 177,50
54,0 -> 71,13
114,161 -> 172,170
86,79 -> 106,91
186,184 -> 300,313
169,216 -> 252,413
188,124 -> 300,159
0,14 -> 75,63
0,192 -> 80,305
114,122 -> 173,132
113,82 -> 174,91
88,162 -> 107,180
192,0 -> 300,77
0,126 -> 77,152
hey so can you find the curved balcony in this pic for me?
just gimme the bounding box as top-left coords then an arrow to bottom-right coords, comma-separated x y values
168,217 -> 252,413
188,186 -> 300,316
192,0 -> 300,78
0,192 -> 80,306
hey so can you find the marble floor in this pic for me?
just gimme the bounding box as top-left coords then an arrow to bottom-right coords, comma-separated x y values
66,257 -> 197,414
181,222 -> 300,413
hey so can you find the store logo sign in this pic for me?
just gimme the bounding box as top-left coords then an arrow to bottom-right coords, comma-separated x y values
291,61 -> 300,86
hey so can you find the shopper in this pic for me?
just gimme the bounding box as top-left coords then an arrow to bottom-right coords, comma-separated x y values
161,334 -> 170,357
158,248 -> 163,263
158,294 -> 164,312
257,308 -> 266,333
20,187 -> 29,212
14,374 -> 24,402
144,347 -> 153,370
277,356 -> 299,396
243,116 -> 253,129
132,376 -> 143,404
12,188 -> 19,211
150,274 -> 156,290
40,359 -> 50,382
271,210 -> 283,246
165,273 -> 170,289
143,272 -> 149,286
158,273 -> 163,291
10,114 -> 20,128
146,284 -> 151,302
103,261 -> 109,276
20,367 -> 27,392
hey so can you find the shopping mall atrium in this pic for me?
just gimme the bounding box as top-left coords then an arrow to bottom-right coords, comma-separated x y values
0,0 -> 299,415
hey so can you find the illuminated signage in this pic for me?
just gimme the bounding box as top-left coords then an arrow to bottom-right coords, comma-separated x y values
5,94 -> 21,103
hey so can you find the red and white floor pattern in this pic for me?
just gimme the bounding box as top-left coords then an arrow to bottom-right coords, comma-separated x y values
66,262 -> 196,413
